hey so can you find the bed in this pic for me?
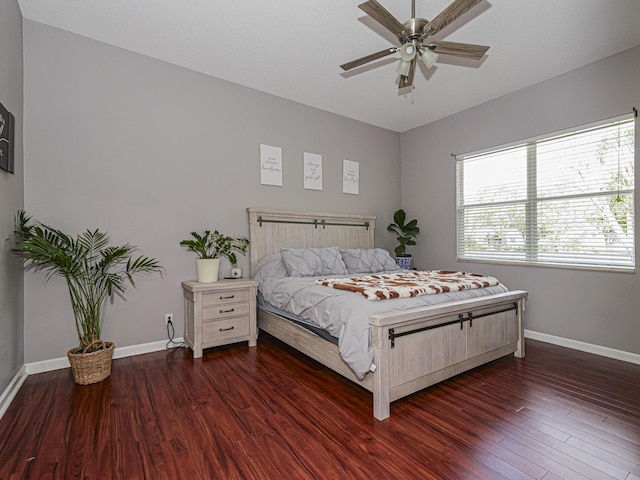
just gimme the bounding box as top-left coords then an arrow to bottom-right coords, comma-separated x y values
247,207 -> 527,420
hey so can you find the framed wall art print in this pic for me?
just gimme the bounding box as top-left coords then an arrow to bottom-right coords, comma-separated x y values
0,101 -> 15,174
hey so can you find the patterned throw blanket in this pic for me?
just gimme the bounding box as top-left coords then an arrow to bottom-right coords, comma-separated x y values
316,270 -> 500,301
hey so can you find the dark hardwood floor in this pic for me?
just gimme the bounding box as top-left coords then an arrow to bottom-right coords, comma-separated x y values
1,335 -> 639,480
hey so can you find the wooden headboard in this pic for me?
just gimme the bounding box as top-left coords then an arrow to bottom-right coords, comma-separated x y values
246,208 -> 376,276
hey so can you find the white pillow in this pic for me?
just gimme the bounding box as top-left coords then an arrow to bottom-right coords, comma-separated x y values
253,253 -> 289,285
280,247 -> 348,277
340,248 -> 400,274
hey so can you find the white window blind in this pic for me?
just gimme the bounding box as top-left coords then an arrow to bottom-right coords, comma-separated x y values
456,115 -> 636,271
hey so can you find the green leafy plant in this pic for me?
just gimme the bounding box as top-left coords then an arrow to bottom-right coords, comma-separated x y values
10,211 -> 164,352
387,209 -> 420,256
179,230 -> 249,265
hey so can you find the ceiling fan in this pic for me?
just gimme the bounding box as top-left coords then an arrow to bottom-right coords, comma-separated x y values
340,0 -> 489,90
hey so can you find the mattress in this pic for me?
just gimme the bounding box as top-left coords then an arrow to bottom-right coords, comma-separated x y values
257,292 -> 339,345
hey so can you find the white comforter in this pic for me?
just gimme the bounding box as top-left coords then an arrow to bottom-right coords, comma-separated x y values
254,254 -> 509,380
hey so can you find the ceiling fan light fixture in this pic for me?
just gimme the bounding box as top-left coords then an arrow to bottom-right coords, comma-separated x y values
420,47 -> 439,68
399,42 -> 417,62
395,59 -> 412,76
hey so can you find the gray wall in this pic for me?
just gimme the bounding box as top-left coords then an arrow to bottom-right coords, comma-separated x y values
0,0 -> 25,390
401,45 -> 640,355
22,21 -> 401,363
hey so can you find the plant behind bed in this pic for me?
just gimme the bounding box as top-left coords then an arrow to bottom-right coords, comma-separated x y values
387,209 -> 420,256
387,209 -> 419,269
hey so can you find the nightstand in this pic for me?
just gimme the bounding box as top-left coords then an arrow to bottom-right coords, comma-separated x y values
182,278 -> 258,358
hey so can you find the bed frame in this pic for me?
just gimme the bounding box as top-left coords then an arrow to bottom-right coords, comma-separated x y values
247,208 -> 527,420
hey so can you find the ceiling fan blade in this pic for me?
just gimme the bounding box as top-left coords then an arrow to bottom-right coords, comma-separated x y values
359,0 -> 407,39
423,0 -> 482,36
340,47 -> 397,71
430,40 -> 489,59
399,58 -> 416,89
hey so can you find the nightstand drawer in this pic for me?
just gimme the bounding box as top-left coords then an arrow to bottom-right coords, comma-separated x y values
203,317 -> 250,343
203,289 -> 250,307
203,302 -> 250,321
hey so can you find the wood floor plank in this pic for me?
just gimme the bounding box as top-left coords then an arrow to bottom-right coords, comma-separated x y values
519,407 -> 640,467
461,391 -> 628,479
565,436 -> 640,478
407,392 -> 542,479
541,473 -> 566,480
498,436 -> 593,480
523,403 -> 640,457
437,382 -> 625,479
0,337 -> 639,480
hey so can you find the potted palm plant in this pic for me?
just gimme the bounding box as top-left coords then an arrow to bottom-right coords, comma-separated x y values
179,230 -> 249,283
10,211 -> 164,385
387,209 -> 420,269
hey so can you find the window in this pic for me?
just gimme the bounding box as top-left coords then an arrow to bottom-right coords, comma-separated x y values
456,115 -> 636,271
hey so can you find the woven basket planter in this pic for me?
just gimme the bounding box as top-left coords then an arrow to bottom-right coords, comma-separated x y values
67,341 -> 115,385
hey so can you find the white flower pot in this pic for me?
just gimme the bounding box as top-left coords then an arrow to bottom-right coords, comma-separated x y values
196,258 -> 220,283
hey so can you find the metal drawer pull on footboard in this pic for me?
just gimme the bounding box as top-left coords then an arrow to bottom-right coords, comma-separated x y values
388,303 -> 518,348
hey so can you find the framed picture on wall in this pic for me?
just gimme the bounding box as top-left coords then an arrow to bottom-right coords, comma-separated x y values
342,159 -> 359,195
260,144 -> 283,186
303,152 -> 322,190
0,101 -> 15,174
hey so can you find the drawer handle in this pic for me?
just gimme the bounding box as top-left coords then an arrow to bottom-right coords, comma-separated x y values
220,326 -> 235,332
220,295 -> 235,299
219,308 -> 235,313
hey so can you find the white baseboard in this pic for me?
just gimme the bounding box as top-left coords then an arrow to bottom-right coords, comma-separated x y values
0,365 -> 28,422
524,329 -> 640,365
24,337 -> 184,375
112,338 -> 184,360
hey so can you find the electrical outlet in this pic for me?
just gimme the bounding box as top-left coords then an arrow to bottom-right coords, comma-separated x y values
165,313 -> 173,325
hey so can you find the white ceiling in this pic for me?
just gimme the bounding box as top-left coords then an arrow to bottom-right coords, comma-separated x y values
17,0 -> 640,132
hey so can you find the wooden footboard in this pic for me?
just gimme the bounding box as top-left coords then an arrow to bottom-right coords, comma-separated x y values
368,290 -> 527,419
